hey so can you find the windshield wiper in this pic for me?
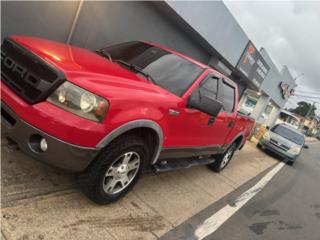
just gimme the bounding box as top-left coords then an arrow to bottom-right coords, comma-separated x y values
114,59 -> 157,84
95,49 -> 112,61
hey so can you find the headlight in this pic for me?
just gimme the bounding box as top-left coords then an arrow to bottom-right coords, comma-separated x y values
263,132 -> 270,140
47,81 -> 109,122
288,146 -> 302,155
80,92 -> 97,113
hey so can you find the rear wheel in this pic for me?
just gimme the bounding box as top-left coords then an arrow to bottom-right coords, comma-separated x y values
208,143 -> 237,172
78,135 -> 147,204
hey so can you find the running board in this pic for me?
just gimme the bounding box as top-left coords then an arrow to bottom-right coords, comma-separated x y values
153,157 -> 215,173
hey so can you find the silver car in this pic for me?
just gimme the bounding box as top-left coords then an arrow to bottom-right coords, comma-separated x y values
258,123 -> 308,165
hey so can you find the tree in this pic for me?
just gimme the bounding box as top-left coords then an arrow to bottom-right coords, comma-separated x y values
289,101 -> 317,118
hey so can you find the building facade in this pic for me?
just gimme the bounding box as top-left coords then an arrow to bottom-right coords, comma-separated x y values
1,1 -> 296,126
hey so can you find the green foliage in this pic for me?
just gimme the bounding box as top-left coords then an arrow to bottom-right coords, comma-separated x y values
289,101 -> 317,118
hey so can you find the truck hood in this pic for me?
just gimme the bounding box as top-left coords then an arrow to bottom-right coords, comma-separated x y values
11,36 -> 173,99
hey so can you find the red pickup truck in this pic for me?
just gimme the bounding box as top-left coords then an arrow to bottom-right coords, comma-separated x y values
1,36 -> 255,204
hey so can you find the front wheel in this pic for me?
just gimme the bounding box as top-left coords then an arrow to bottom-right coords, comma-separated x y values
286,158 -> 296,166
78,135 -> 147,204
208,143 -> 237,172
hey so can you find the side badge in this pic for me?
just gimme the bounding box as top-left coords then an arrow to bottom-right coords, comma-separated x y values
168,109 -> 180,116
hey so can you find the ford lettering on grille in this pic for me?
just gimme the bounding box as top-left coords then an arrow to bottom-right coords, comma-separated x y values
1,38 -> 65,104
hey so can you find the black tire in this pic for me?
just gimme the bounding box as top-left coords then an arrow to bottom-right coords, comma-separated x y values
286,159 -> 295,166
208,143 -> 237,172
78,135 -> 148,204
257,143 -> 262,149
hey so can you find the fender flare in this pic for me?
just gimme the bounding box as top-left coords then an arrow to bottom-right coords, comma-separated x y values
231,133 -> 245,149
96,119 -> 163,165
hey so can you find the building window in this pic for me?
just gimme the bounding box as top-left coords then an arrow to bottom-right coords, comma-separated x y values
261,104 -> 273,120
239,96 -> 257,115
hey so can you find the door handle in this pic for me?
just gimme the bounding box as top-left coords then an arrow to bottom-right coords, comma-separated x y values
228,120 -> 235,128
208,117 -> 215,125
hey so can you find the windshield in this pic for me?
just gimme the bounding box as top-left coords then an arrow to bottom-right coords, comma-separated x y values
271,125 -> 304,145
99,41 -> 203,97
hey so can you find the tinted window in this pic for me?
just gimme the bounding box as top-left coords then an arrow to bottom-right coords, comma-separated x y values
100,42 -> 203,97
222,83 -> 235,112
271,125 -> 304,145
201,76 -> 218,100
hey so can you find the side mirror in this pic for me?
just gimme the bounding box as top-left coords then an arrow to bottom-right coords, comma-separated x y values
303,144 -> 309,149
187,87 -> 223,117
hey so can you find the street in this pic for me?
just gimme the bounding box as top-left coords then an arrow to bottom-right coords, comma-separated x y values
1,1 -> 320,240
1,138 -> 277,240
161,141 -> 320,240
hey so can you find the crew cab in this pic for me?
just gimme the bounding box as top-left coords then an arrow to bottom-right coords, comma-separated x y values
1,36 -> 255,204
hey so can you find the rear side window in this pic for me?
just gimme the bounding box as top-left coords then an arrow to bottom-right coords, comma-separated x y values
222,83 -> 235,112
201,76 -> 219,100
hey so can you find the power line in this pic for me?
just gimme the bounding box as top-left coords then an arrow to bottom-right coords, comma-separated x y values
295,94 -> 320,99
295,90 -> 320,95
296,89 -> 320,93
292,96 -> 320,105
296,90 -> 320,95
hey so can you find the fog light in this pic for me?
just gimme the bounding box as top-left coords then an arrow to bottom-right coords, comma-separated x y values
40,138 -> 48,152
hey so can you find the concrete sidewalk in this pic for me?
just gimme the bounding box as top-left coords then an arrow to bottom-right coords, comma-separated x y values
1,139 -> 277,240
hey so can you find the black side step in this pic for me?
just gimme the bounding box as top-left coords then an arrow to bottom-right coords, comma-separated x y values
153,157 -> 215,173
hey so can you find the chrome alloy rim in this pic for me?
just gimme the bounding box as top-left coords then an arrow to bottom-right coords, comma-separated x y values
220,147 -> 234,168
103,151 -> 141,194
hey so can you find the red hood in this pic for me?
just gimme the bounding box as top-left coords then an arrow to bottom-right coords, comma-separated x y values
10,35 -> 175,100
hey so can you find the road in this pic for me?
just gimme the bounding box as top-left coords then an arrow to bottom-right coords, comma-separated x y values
1,139 -> 277,240
161,141 -> 320,240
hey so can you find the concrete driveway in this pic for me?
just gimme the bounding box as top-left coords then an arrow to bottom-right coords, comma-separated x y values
1,138 -> 277,240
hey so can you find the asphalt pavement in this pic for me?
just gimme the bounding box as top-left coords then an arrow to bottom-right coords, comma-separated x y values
161,141 -> 320,240
1,139 -> 277,240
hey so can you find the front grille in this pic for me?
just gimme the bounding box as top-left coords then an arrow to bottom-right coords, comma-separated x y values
269,139 -> 289,152
280,144 -> 290,151
1,37 -> 65,104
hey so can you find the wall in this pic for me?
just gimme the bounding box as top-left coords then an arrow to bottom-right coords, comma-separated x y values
260,48 -> 295,108
1,1 -> 210,64
70,1 -> 210,63
1,1 -> 79,42
165,1 -> 249,67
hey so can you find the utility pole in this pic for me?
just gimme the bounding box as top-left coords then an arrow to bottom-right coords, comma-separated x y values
304,101 -> 316,135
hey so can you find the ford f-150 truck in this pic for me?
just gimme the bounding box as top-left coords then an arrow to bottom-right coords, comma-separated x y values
1,36 -> 255,204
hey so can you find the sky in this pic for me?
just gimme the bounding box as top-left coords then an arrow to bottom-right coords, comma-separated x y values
224,0 -> 320,115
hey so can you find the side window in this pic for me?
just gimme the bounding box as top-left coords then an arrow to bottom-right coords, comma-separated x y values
222,83 -> 235,112
200,76 -> 219,100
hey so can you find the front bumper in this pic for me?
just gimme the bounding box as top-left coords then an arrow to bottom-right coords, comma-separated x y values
259,138 -> 298,160
1,102 -> 100,172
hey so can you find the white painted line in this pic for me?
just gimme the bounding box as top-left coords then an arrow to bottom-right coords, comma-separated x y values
195,162 -> 285,240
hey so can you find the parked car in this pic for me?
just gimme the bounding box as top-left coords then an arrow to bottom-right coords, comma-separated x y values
257,123 -> 308,165
1,36 -> 255,204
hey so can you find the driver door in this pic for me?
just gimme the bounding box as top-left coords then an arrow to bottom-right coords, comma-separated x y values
165,74 -> 223,148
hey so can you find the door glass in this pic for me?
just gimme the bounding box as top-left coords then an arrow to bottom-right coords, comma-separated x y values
222,83 -> 235,112
201,76 -> 219,100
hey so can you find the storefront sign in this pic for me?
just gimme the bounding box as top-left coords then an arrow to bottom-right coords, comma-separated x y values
279,82 -> 295,99
237,42 -> 270,88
